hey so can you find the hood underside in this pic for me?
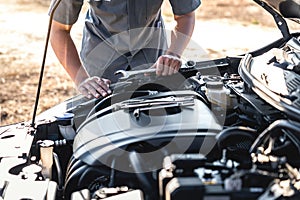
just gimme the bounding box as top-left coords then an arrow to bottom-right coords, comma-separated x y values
264,0 -> 300,22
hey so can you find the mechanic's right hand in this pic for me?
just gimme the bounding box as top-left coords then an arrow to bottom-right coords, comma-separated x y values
77,76 -> 112,99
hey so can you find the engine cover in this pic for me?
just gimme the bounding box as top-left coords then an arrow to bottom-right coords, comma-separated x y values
72,90 -> 222,172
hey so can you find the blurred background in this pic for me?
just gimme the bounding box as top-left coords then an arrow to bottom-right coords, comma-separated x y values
0,0 -> 298,125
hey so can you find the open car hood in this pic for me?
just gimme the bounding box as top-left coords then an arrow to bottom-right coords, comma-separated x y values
264,0 -> 300,23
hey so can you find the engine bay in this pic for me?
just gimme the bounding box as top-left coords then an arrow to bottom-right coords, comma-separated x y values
1,0 -> 300,199
1,33 -> 300,200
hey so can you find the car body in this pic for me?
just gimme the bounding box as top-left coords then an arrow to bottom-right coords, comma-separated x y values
0,0 -> 300,199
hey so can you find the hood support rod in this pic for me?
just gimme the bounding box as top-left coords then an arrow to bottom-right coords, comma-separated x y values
31,0 -> 62,127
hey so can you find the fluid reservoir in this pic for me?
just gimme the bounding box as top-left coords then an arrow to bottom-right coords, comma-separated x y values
55,112 -> 76,140
205,80 -> 228,108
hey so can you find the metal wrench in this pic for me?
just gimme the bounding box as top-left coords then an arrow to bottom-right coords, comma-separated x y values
115,68 -> 156,79
114,61 -> 196,80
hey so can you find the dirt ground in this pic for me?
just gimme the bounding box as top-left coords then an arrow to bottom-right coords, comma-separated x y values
0,0 -> 298,125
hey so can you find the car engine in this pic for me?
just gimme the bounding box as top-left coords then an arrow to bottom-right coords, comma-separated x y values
1,0 -> 300,199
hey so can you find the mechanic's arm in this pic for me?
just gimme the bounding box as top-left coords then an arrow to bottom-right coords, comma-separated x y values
50,20 -> 111,98
154,11 -> 196,76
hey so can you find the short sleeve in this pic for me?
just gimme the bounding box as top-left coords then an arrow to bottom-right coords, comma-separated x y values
48,0 -> 84,25
169,0 -> 201,15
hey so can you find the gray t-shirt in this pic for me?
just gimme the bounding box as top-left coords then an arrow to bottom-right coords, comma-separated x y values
50,0 -> 201,82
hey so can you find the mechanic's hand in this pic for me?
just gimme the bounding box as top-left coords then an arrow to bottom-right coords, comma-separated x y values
152,55 -> 182,76
77,76 -> 111,99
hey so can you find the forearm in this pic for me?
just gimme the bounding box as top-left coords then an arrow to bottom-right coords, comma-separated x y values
50,21 -> 89,86
166,11 -> 196,58
50,21 -> 111,99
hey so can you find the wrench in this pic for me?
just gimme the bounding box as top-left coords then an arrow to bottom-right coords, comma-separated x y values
114,61 -> 196,80
115,68 -> 156,79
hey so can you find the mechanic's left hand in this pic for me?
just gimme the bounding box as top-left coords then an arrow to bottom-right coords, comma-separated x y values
77,76 -> 111,99
152,55 -> 182,76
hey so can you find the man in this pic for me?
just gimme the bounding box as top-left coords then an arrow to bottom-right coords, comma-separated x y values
49,0 -> 200,99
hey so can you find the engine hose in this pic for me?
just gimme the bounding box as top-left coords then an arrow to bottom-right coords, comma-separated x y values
250,119 -> 300,154
77,167 -> 110,189
53,152 -> 63,190
128,151 -> 155,198
108,159 -> 116,187
75,165 -> 132,189
64,165 -> 89,199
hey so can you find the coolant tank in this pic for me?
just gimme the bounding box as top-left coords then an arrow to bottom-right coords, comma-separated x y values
206,81 -> 228,108
55,112 -> 74,126
55,113 -> 76,140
